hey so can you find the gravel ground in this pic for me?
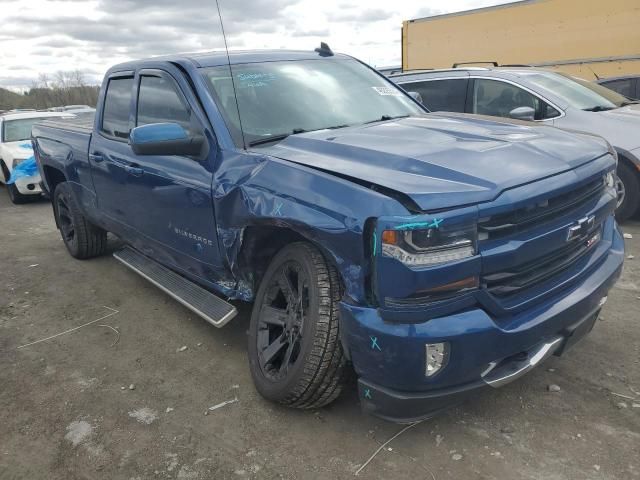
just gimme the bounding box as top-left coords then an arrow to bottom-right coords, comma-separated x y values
1,189 -> 639,480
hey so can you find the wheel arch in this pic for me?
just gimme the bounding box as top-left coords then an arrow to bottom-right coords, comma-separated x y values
614,148 -> 640,220
0,159 -> 9,183
42,165 -> 67,196
237,224 -> 346,298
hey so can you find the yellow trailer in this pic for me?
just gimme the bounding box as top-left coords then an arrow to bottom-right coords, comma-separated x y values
401,0 -> 640,79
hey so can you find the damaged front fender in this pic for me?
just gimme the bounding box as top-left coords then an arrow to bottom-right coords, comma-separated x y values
212,150 -> 412,303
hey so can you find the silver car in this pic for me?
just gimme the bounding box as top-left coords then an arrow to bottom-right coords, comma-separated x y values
390,67 -> 640,220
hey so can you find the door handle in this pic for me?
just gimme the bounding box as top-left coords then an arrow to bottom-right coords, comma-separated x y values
89,153 -> 104,163
125,165 -> 144,177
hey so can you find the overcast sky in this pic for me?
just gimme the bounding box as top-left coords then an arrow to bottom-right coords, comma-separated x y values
0,0 -> 515,91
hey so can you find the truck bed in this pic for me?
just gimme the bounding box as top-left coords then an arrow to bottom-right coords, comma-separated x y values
37,114 -> 94,135
32,114 -> 94,196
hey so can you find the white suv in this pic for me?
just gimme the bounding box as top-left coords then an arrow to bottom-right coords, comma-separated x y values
0,111 -> 72,203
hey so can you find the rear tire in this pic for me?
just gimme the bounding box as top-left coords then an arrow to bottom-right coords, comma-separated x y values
248,242 -> 347,409
615,161 -> 639,222
53,182 -> 107,259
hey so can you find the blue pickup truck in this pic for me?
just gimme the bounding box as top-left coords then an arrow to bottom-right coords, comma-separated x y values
32,47 -> 624,422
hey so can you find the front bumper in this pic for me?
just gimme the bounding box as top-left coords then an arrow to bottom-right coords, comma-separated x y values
341,224 -> 624,423
14,174 -> 43,195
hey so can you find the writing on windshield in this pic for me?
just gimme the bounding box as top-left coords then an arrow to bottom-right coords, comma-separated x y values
201,59 -> 424,147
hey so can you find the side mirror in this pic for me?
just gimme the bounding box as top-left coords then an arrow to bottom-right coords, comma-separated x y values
129,123 -> 205,156
408,91 -> 424,104
509,106 -> 535,121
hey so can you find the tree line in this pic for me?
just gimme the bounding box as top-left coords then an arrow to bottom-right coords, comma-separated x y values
0,70 -> 100,111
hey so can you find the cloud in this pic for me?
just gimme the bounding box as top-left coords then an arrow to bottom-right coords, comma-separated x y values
327,8 -> 392,22
292,28 -> 331,37
0,0 -> 518,90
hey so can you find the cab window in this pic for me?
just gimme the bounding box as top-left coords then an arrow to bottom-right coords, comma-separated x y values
471,79 -> 559,120
101,77 -> 134,140
136,75 -> 192,131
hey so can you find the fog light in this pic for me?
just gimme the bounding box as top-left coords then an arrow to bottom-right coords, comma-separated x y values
425,342 -> 448,377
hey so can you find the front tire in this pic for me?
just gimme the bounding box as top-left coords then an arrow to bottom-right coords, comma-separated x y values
615,162 -> 639,222
53,182 -> 107,259
1,161 -> 30,204
248,242 -> 347,409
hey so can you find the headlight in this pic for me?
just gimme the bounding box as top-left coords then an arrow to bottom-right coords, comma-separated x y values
381,224 -> 477,267
12,157 -> 30,168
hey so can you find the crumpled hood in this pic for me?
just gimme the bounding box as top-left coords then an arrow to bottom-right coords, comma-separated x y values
263,114 -> 609,211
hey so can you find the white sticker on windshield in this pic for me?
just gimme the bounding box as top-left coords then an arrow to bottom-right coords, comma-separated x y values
372,86 -> 403,96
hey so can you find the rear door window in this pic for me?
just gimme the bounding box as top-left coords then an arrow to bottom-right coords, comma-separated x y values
471,79 -> 559,120
101,77 -> 134,140
402,79 -> 468,112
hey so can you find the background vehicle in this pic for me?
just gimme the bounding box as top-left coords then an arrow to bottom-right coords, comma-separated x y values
32,49 -> 623,422
0,110 -> 73,203
597,75 -> 640,101
401,0 -> 640,79
391,67 -> 640,221
62,104 -> 92,111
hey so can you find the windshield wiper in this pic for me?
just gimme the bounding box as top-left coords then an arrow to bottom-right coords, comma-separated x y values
364,114 -> 410,124
248,125 -> 353,147
248,128 -> 307,147
583,105 -> 614,112
620,100 -> 640,107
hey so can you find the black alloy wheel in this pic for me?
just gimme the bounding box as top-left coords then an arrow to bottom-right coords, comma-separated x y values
256,260 -> 309,381
248,242 -> 348,409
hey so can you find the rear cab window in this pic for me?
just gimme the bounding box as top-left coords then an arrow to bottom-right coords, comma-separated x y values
101,77 -> 134,140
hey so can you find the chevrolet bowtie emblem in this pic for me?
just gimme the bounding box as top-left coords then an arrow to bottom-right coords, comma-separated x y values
566,215 -> 595,242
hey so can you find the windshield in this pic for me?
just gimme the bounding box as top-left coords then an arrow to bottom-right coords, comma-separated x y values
525,72 -> 630,111
2,117 -> 51,142
201,58 -> 424,147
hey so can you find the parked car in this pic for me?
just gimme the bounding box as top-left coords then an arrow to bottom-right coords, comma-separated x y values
32,48 -> 623,422
390,67 -> 640,220
596,75 -> 640,101
63,104 -> 92,111
0,111 -> 73,203
63,107 -> 96,118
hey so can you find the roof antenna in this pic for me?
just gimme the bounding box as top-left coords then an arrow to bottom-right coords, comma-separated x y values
315,42 -> 334,57
215,0 -> 246,149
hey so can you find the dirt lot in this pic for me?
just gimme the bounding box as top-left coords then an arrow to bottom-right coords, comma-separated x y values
0,189 -> 639,480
